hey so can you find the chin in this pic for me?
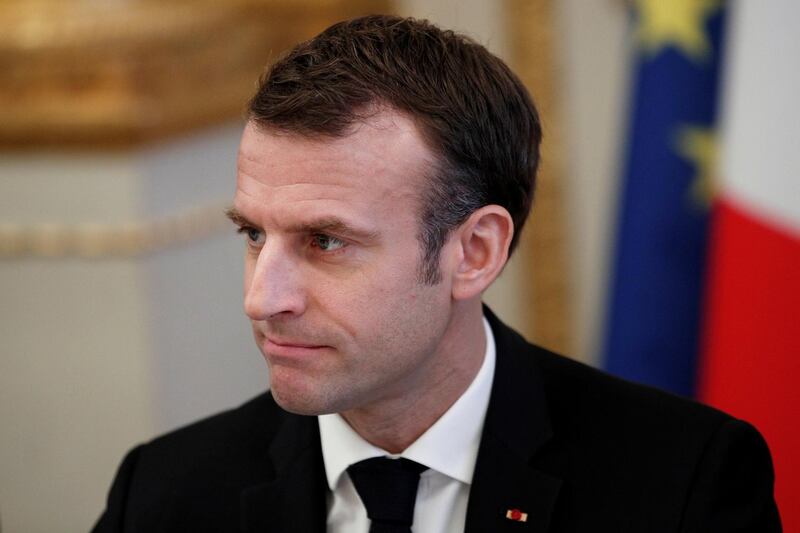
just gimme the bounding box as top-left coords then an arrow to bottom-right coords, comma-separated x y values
269,381 -> 335,416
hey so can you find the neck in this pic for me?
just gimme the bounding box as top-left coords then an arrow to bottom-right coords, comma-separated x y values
341,301 -> 487,453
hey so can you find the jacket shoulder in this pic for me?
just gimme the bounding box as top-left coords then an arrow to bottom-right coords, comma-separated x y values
518,342 -> 778,530
487,307 -> 733,438
534,346 -> 731,431
486,310 -> 778,530
93,393 -> 296,532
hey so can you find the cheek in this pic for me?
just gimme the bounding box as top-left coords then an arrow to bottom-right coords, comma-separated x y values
310,242 -> 430,335
242,255 -> 256,293
315,273 -> 411,345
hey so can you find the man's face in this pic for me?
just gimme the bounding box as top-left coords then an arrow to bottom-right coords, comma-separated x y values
232,112 -> 457,416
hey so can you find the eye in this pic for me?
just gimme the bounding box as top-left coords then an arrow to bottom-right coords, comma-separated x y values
237,226 -> 265,246
311,234 -> 346,252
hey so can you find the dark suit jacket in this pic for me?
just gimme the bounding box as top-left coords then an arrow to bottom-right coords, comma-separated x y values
92,310 -> 781,532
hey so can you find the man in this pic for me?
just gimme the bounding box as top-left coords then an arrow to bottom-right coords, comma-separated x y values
93,15 -> 780,532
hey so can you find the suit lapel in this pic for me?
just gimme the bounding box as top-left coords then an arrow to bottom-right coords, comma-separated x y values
241,410 -> 328,533
465,309 -> 563,532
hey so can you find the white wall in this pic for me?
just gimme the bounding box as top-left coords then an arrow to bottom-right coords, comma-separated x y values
0,124 -> 266,533
555,1 -> 630,363
1,152 -> 156,533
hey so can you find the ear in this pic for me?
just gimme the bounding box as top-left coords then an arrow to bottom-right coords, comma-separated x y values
450,205 -> 514,301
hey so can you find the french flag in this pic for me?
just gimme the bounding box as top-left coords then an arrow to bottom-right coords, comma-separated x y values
699,0 -> 800,528
603,1 -> 798,526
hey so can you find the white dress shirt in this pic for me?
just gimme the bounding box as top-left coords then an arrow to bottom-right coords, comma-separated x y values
319,317 -> 496,533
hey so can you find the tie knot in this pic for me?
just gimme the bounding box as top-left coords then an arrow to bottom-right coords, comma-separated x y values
346,457 -> 428,532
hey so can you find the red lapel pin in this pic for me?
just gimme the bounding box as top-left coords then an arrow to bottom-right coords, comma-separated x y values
505,508 -> 528,522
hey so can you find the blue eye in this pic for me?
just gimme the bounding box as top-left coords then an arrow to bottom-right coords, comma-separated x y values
237,226 -> 265,246
312,234 -> 346,251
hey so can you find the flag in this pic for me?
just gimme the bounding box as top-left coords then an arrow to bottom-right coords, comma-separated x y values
698,0 -> 800,526
603,0 -> 727,396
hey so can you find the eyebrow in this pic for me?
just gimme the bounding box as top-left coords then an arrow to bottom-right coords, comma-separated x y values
225,207 -> 380,242
225,207 -> 251,228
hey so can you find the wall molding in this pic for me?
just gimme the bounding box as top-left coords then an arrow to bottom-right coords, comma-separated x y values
0,0 -> 389,148
0,201 -> 232,259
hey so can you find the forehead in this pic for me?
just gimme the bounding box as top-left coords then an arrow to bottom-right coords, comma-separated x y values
237,111 -> 435,198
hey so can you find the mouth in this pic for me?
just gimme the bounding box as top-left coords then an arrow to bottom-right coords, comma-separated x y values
262,336 -> 329,360
267,337 -> 326,349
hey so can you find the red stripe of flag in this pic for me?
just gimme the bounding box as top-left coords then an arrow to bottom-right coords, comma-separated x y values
699,196 -> 800,528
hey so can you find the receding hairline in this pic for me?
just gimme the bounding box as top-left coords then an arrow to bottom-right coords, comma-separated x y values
243,104 -> 449,209
247,99 -> 443,152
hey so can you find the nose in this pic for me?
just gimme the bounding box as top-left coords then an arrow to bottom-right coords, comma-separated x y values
244,242 -> 306,320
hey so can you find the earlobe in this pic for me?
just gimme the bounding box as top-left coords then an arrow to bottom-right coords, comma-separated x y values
451,205 -> 514,301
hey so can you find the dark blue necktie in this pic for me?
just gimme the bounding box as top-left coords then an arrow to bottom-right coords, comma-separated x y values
347,457 -> 428,533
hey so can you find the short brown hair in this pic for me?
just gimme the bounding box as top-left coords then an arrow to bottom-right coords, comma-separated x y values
249,15 -> 541,283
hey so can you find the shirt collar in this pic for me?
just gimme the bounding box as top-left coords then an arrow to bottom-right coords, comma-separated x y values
318,316 -> 496,489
